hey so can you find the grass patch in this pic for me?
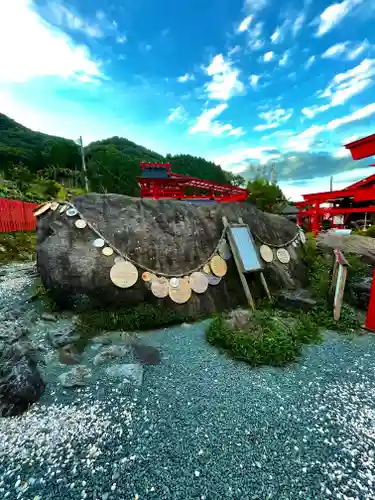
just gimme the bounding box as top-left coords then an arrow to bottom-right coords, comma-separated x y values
0,231 -> 36,264
206,309 -> 323,366
76,303 -> 191,334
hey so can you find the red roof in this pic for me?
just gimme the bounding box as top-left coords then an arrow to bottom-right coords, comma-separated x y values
345,133 -> 375,160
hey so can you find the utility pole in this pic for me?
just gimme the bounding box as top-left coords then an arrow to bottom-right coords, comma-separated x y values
78,136 -> 89,192
330,176 -> 333,192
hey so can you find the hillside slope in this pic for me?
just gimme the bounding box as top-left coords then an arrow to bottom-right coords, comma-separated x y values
0,113 -> 239,199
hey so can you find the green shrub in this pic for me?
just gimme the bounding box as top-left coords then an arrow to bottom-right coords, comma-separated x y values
206,309 -> 323,366
0,231 -> 36,264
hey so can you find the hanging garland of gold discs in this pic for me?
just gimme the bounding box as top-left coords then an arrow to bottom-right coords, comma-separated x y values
34,200 -> 231,304
257,224 -> 306,266
34,199 -> 307,297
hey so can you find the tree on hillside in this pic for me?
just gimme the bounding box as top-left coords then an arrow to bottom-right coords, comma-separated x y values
224,171 -> 246,187
246,178 -> 288,213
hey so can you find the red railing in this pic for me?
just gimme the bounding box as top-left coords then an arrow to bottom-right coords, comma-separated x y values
0,198 -> 38,232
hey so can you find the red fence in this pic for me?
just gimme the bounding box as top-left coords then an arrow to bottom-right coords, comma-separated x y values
0,198 -> 38,232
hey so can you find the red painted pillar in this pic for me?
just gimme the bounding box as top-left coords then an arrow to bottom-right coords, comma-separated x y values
365,267 -> 375,331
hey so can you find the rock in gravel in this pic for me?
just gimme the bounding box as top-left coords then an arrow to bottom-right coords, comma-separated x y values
59,365 -> 92,388
225,308 -> 254,330
93,345 -> 130,366
47,326 -> 80,348
277,289 -> 316,312
41,312 -> 57,322
58,344 -> 81,365
105,363 -> 143,386
131,343 -> 161,365
0,338 -> 45,417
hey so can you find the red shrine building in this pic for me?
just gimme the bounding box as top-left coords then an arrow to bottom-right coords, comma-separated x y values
296,133 -> 375,234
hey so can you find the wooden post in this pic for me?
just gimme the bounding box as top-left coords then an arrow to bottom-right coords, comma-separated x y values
333,265 -> 348,321
260,272 -> 272,302
222,216 -> 255,310
332,249 -> 349,321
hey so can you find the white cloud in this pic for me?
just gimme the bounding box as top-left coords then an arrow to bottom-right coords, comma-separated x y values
341,134 -> 361,144
302,58 -> 375,118
116,35 -> 127,44
244,0 -> 268,12
263,51 -> 274,62
292,13 -> 305,37
228,45 -> 241,56
271,20 -> 290,44
283,125 -> 325,152
333,148 -> 351,158
279,50 -> 290,67
348,40 -> 369,60
322,42 -> 349,58
261,130 -> 294,141
167,106 -> 187,123
177,73 -> 195,83
189,103 -> 245,137
305,55 -> 316,69
326,102 -> 375,130
0,0 -> 103,84
301,104 -> 330,119
287,102 -> 375,151
314,0 -> 363,37
238,15 -> 253,32
247,22 -> 264,51
249,74 -> 261,88
204,54 -> 245,100
44,2 -> 104,38
254,107 -> 293,131
214,147 -> 280,171
322,40 -> 370,60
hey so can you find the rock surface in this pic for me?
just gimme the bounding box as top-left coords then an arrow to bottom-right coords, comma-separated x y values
36,194 -> 308,317
277,289 -> 316,312
317,232 -> 375,265
0,321 -> 45,417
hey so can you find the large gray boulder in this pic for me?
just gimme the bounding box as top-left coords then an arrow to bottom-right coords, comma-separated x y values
36,194 -> 308,317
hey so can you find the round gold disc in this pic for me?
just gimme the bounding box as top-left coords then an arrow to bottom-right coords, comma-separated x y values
142,271 -> 153,282
276,248 -> 290,264
151,277 -> 169,298
110,261 -> 139,288
75,219 -> 87,229
34,202 -> 52,217
102,247 -> 114,256
168,277 -> 191,304
189,271 -> 209,294
203,264 -> 211,274
260,245 -> 273,263
210,255 -> 227,277
218,240 -> 231,260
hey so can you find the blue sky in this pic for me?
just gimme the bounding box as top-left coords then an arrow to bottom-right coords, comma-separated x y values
1,0 -> 375,200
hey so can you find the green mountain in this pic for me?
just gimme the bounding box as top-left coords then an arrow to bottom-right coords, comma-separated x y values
0,113 -> 242,201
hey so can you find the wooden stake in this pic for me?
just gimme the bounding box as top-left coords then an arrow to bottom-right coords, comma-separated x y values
333,264 -> 347,321
260,272 -> 272,302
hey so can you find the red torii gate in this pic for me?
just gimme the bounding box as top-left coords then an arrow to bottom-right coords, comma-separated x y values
296,133 -> 375,235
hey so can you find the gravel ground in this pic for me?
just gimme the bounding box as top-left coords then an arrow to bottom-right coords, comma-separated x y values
1,262 -> 375,499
